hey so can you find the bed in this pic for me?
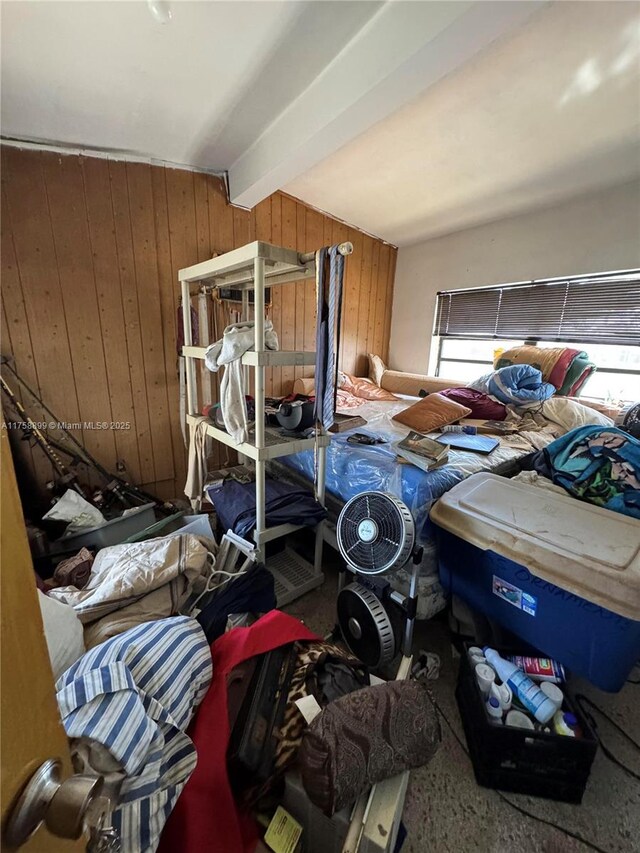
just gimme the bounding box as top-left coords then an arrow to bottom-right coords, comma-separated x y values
271,394 -> 562,618
278,396 -> 560,540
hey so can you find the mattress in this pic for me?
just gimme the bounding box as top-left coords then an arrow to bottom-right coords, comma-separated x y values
280,398 -> 560,542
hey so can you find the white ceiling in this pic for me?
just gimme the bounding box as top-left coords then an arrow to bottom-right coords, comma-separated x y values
0,0 -> 377,166
285,1 -> 640,245
2,1 -> 639,247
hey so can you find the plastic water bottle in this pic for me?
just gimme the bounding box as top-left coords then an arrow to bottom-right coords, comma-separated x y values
483,648 -> 557,724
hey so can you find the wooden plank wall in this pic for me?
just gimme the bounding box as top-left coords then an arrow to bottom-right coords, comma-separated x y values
1,146 -> 397,500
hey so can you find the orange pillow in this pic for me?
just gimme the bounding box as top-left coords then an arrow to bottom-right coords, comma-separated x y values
340,373 -> 399,402
392,392 -> 472,433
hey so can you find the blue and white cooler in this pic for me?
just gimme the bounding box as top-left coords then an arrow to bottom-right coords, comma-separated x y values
430,473 -> 640,691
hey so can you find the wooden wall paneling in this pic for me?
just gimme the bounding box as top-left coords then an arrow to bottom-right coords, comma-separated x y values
81,156 -> 142,485
303,208 -> 323,380
330,218 -> 350,373
151,165 -> 186,494
193,173 -> 220,471
194,172 -> 218,443
294,201 -> 306,383
108,160 -> 156,485
382,248 -> 397,363
0,186 -> 53,492
204,176 -> 227,428
280,194 -> 297,393
253,197 -> 273,393
373,243 -> 392,359
232,206 -> 251,248
125,162 -> 175,484
209,176 -> 234,254
355,235 -> 374,377
0,294 -> 48,494
2,149 -> 84,453
165,166 -> 201,480
1,148 -> 397,499
366,240 -> 381,366
41,153 -> 118,488
193,172 -> 211,264
270,194 -> 283,395
341,227 -> 363,376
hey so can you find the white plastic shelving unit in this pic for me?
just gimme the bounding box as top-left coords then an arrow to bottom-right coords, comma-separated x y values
179,240 -> 352,604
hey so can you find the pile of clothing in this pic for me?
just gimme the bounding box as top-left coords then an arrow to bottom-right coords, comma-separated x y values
48,533 -> 213,648
524,425 -> 640,518
159,610 -> 440,853
495,345 -> 596,396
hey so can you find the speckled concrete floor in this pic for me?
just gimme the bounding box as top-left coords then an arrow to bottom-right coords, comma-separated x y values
285,563 -> 640,853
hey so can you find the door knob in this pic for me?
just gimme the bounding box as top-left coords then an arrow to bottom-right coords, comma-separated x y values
4,758 -> 104,848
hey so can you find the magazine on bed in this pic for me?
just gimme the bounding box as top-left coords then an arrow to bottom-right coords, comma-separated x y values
396,431 -> 450,471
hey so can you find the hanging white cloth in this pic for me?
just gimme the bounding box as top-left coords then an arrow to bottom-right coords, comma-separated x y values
185,415 -> 212,502
204,320 -> 278,444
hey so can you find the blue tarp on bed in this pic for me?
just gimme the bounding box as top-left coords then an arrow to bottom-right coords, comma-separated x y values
281,431 -> 463,541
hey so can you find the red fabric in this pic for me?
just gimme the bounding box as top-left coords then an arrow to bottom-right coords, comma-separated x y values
568,367 -> 595,397
547,348 -> 578,390
159,611 -> 319,853
439,387 -> 507,420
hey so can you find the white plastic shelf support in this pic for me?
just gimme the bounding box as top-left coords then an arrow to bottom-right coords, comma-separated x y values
179,241 -> 342,597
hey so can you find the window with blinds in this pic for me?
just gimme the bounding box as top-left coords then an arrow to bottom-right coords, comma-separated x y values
434,270 -> 640,346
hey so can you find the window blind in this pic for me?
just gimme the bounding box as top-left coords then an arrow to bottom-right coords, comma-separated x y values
433,271 -> 640,346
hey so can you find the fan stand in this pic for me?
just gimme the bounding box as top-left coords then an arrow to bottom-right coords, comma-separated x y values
339,557 -> 420,853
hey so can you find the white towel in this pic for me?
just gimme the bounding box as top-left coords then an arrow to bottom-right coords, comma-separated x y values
205,320 -> 278,444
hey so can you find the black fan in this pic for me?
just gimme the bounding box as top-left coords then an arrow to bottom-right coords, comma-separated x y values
336,492 -> 421,669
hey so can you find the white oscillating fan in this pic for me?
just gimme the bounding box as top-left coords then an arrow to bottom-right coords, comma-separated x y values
336,492 -> 422,669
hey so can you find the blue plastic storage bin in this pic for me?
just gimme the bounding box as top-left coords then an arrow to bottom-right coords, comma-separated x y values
430,474 -> 640,692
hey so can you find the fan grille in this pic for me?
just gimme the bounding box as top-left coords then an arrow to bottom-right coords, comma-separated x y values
337,492 -> 414,574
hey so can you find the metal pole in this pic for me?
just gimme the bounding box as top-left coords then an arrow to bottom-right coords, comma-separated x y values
313,442 -> 327,576
298,241 -> 353,265
254,257 -> 266,555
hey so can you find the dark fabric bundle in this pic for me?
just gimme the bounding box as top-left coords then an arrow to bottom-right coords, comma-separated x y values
205,477 -> 326,539
299,680 -> 441,815
196,562 -> 276,643
439,387 -> 507,420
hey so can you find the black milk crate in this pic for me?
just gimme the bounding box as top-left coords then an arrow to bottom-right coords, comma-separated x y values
455,646 -> 598,803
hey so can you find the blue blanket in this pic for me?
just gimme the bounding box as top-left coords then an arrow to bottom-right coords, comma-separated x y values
487,364 -> 555,407
544,426 -> 640,518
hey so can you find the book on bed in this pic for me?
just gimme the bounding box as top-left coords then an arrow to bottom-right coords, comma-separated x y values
396,431 -> 450,471
329,413 -> 368,433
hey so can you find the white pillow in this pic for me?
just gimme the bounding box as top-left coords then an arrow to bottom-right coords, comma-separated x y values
38,591 -> 86,680
542,397 -> 613,432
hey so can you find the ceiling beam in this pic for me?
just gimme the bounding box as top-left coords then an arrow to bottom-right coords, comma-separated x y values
228,0 -> 544,209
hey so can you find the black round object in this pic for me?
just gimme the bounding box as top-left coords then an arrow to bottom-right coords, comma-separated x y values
337,582 -> 396,668
276,400 -> 315,431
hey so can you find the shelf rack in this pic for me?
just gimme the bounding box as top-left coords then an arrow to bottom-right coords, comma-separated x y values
180,240 -> 352,602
